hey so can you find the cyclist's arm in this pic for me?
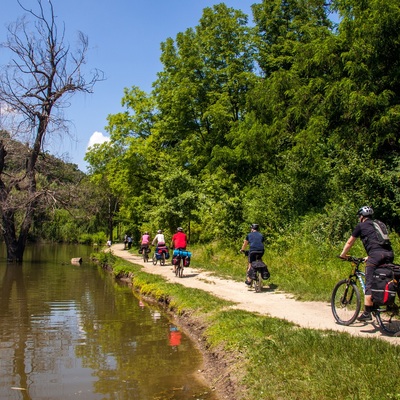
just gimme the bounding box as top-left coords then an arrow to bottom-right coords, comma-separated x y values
340,236 -> 357,258
240,239 -> 249,252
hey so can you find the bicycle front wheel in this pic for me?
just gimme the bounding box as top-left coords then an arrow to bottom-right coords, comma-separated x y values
331,279 -> 361,325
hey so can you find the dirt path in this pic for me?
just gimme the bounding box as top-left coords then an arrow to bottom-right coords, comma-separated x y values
111,245 -> 398,344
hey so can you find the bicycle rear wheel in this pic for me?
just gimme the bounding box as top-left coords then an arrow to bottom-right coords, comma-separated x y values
331,279 -> 361,325
374,306 -> 400,336
152,253 -> 157,265
160,253 -> 165,266
254,272 -> 263,293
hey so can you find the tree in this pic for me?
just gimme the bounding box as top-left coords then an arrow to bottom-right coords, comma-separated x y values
0,0 -> 103,261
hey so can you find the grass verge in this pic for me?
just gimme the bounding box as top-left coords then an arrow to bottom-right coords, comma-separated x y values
95,251 -> 400,400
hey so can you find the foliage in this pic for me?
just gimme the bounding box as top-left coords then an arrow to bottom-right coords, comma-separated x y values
84,0 -> 400,249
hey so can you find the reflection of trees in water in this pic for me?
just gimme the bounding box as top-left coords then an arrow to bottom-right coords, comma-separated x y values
0,251 -> 211,400
1,264 -> 31,399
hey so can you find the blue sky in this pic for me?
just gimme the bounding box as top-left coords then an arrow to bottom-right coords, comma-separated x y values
1,0 -> 255,172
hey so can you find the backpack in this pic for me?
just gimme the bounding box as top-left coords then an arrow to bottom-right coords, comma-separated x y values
372,219 -> 391,247
371,267 -> 397,306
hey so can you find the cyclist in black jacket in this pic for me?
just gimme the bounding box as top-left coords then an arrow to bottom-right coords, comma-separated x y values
339,206 -> 394,321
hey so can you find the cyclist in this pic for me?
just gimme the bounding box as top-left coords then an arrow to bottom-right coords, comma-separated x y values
240,224 -> 265,286
140,231 -> 151,255
152,229 -> 166,247
171,227 -> 187,250
171,227 -> 188,273
339,206 -> 394,321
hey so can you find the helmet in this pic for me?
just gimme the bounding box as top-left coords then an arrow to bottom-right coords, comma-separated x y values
251,224 -> 259,230
157,229 -> 162,234
357,206 -> 374,217
177,227 -> 183,232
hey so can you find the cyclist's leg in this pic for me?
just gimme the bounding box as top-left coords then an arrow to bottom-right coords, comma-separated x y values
358,258 -> 379,320
245,252 -> 258,285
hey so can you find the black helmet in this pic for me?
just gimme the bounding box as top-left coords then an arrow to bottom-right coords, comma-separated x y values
177,227 -> 183,232
357,206 -> 374,217
251,224 -> 259,230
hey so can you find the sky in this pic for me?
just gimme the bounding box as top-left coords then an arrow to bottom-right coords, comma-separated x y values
1,0 -> 256,172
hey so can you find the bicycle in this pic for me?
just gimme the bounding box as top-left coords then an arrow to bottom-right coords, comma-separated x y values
172,249 -> 191,278
139,245 -> 151,262
242,250 -> 269,293
152,245 -> 168,266
331,256 -> 400,336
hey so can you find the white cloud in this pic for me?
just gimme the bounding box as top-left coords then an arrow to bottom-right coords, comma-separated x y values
87,131 -> 110,149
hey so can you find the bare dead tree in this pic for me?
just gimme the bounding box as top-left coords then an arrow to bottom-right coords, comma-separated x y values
0,0 -> 104,261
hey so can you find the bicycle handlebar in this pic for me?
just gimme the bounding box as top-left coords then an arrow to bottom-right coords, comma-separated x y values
338,255 -> 365,264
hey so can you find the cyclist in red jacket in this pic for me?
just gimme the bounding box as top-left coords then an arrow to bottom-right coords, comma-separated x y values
171,227 -> 187,250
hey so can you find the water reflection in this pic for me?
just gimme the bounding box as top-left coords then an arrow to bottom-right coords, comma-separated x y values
0,244 -> 217,400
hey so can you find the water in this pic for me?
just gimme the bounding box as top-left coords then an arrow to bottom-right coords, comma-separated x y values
0,244 -> 217,400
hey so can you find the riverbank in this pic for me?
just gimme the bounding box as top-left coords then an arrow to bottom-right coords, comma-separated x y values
101,244 -> 400,400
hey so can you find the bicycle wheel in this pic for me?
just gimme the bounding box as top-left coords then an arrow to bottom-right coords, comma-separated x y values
174,260 -> 180,277
374,306 -> 400,336
160,253 -> 165,266
254,271 -> 263,293
331,279 -> 361,325
143,252 -> 147,263
178,265 -> 183,278
152,253 -> 157,265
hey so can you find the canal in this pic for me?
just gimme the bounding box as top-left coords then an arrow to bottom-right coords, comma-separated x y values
0,244 -> 217,400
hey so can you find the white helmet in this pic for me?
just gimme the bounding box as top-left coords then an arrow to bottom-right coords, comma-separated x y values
357,206 -> 374,217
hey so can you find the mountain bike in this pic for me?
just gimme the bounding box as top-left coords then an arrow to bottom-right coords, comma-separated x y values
331,256 -> 400,336
242,250 -> 268,293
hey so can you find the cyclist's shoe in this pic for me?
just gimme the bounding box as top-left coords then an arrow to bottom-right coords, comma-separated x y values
244,280 -> 252,286
357,311 -> 372,321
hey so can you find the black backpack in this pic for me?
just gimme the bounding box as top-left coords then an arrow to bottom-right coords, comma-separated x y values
372,219 -> 391,247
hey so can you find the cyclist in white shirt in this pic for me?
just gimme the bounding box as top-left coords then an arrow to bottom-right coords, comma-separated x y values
152,230 -> 166,246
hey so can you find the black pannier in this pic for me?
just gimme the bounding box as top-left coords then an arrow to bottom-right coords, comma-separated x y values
371,267 -> 397,306
248,260 -> 270,281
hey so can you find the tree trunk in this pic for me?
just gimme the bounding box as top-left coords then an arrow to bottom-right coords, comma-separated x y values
2,211 -> 28,262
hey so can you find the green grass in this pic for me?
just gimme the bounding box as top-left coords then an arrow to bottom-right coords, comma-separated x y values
94,238 -> 400,400
189,233 -> 400,302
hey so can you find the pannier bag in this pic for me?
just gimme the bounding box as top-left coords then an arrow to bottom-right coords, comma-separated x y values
172,256 -> 181,265
371,267 -> 397,306
157,246 -> 170,259
173,249 -> 192,258
173,249 -> 191,267
248,260 -> 270,281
